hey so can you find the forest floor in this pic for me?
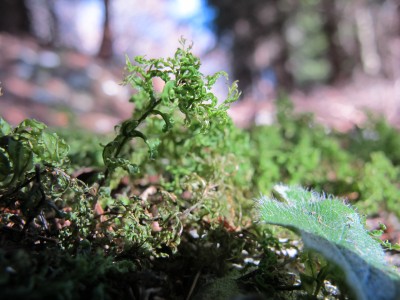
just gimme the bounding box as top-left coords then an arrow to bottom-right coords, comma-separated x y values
1,34 -> 400,134
1,33 -> 400,269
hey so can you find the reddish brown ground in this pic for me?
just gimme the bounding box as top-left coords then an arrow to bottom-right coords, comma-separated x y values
1,34 -> 400,133
1,34 -> 399,268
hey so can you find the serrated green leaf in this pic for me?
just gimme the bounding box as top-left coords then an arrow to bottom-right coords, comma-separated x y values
16,119 -> 47,134
0,137 -> 33,188
258,184 -> 400,300
150,110 -> 169,124
36,132 -> 69,163
0,118 -> 12,136
0,150 -> 11,182
104,157 -> 139,175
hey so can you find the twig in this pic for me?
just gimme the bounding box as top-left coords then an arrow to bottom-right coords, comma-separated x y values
186,270 -> 201,300
1,225 -> 58,243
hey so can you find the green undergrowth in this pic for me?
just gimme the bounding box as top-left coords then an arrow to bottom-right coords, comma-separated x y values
1,41 -> 399,299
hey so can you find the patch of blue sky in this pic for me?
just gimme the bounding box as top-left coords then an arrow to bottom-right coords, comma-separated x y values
167,0 -> 215,24
167,0 -> 217,51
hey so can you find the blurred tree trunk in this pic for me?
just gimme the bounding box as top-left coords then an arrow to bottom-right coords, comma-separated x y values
29,0 -> 60,46
210,0 -> 259,95
321,0 -> 346,83
273,7 -> 293,91
207,0 -> 399,94
373,0 -> 400,79
354,0 -> 381,76
0,0 -> 31,35
398,2 -> 400,34
232,34 -> 255,95
45,0 -> 59,47
98,0 -> 113,60
207,0 -> 295,95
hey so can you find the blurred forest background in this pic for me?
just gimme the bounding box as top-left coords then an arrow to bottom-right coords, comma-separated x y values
1,0 -> 400,132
